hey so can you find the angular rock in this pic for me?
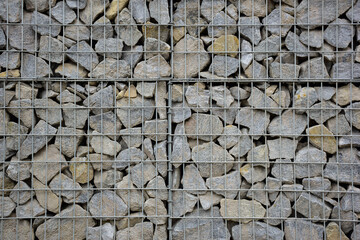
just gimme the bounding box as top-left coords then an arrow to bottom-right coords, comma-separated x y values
79,0 -> 109,24
90,131 -> 121,156
119,128 -> 142,148
134,55 -> 171,79
217,125 -> 240,149
185,84 -> 210,112
172,101 -> 192,123
10,181 -> 31,204
172,191 -> 198,217
130,162 -> 157,188
88,223 -> 115,240
182,164 -> 207,195
116,222 -> 153,240
54,127 -> 84,158
238,17 -> 261,45
210,85 -> 234,108
207,35 -> 239,57
16,199 -> 45,218
55,63 -> 88,78
0,51 -> 20,70
282,184 -> 304,202
51,1 -> 76,24
271,159 -> 294,183
228,130 -> 253,158
146,176 -> 168,200
240,164 -> 268,183
247,144 -> 269,167
115,8 -> 143,46
67,41 -> 99,71
2,121 -> 28,152
172,124 -> 191,167
62,103 -> 88,129
285,31 -> 317,58
299,57 -> 330,80
95,38 -> 124,59
209,55 -> 239,77
173,34 -> 210,78
199,192 -> 222,210
294,87 -> 318,114
268,110 -> 307,137
268,138 -> 298,159
324,18 -> 354,48
299,30 -> 324,48
90,58 -> 130,79
149,0 -> 170,24
220,199 -> 266,223
64,19 -> 90,41
332,83 -> 360,106
33,99 -> 62,126
114,147 -> 146,169
307,125 -> 337,154
326,222 -> 349,240
294,147 -> 327,179
208,11 -> 236,38
309,101 -> 341,124
284,219 -> 324,240
83,85 -> 114,115
270,62 -> 301,79
21,53 -> 52,78
235,108 -> 270,139
89,190 -> 127,220
185,113 -> 223,141
267,194 -> 292,225
302,177 -> 331,198
254,35 -> 281,61
92,17 -> 114,41
116,175 -> 143,211
232,222 -> 284,240
89,111 -> 121,140
294,192 -> 332,221
153,141 -> 168,177
49,173 -> 82,200
144,198 -> 167,224
128,0 -> 150,23
144,37 -> 170,60
345,102 -> 360,130
33,177 -> 61,213
200,0 -> 224,22
0,0 -> 22,22
244,60 -> 268,79
31,11 -> 61,37
69,156 -> 94,184
263,9 -> 294,37
206,171 -> 240,199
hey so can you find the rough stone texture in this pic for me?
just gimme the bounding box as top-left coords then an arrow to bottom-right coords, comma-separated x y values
294,192 -> 332,221
206,171 -> 240,199
263,9 -> 294,37
324,18 -> 354,48
115,8 -> 143,46
220,199 -> 266,223
172,124 -> 191,167
285,31 -> 317,58
235,108 -> 270,139
209,55 -> 239,77
185,113 -> 223,141
66,41 -> 99,71
267,194 -> 292,226
181,164 -> 207,195
33,177 -> 61,213
64,19 -> 90,41
90,112 -> 121,140
92,17 -> 114,41
116,222 -> 153,240
89,190 -> 127,220
149,0 -> 170,24
268,138 -> 298,159
271,159 -> 294,183
232,222 -> 284,240
90,131 -> 121,156
31,11 -> 61,37
51,1 -> 76,24
294,147 -> 327,179
54,127 -> 84,158
90,58 -> 130,79
134,55 -> 171,79
309,101 -> 341,124
21,53 -> 52,78
116,175 -> 143,211
307,125 -> 337,154
144,198 -> 167,224
208,35 -> 239,57
83,85 -> 114,115
185,84 -> 210,112
88,223 -> 115,240
294,87 -> 318,114
49,173 -> 82,201
268,110 -> 307,137
284,219 -> 324,240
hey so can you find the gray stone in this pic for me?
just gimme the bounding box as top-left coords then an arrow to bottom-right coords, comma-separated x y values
116,222 -> 153,240
115,8 -> 143,46
90,131 -> 121,156
309,101 -> 341,124
32,144 -> 67,184
83,85 -> 114,114
66,0 -> 86,9
89,58 -> 130,79
173,207 -> 230,240
299,30 -> 324,48
213,101 -> 239,125
192,142 -> 234,178
182,164 -> 207,195
36,205 -> 95,240
210,85 -> 234,108
331,205 -> 358,234
284,219 -> 324,240
217,125 -> 240,149
114,147 -> 146,169
345,102 -> 360,130
33,99 -> 62,125
238,17 -> 261,45
324,18 -> 354,48
268,110 -> 307,137
172,101 -> 192,123
263,9 -> 294,37
116,175 -> 144,211
172,124 -> 191,167
144,198 -> 167,224
49,173 -> 82,200
185,84 -> 210,112
238,0 -> 270,17
136,82 -> 156,98
10,181 -> 31,204
294,192 -> 332,221
352,224 -> 360,239
293,87 -> 318,114
296,0 -> 353,29
199,192 -> 222,210
89,190 -> 127,220
244,60 -> 268,79
131,162 -> 157,187
128,0 -> 150,23
33,177 -> 61,213
121,45 -> 144,68
339,131 -> 360,148
294,147 -> 327,179
268,138 -> 297,159
89,112 -> 121,140
92,17 -> 114,41
232,222 -> 284,240
285,31 -> 317,58
302,177 -> 331,198
208,11 -> 236,38
254,35 -> 281,61
51,1 -> 76,24
206,171 -> 240,199
2,122 -> 28,152
267,194 -> 292,226
146,176 -> 168,200
247,144 -> 269,167
340,186 -> 360,213
282,184 -> 304,202
149,0 -> 170,24
16,199 -> 45,218
220,198 -> 266,223
172,190 -> 198,217
18,120 -> 57,160
246,182 -> 269,206
31,11 -> 61,37
226,3 -> 238,20
153,141 -> 168,177
119,127 -> 141,147
173,34 -> 210,78
240,40 -> 253,70
332,83 -> 360,106
240,164 -> 268,183
25,0 -> 56,12
79,0 -> 109,24
248,87 -> 281,115
0,0 -> 22,22
346,0 -> 360,22
134,55 -> 171,79
143,120 -> 167,141
94,170 -> 123,189
21,53 -> 52,78
6,157 -> 31,182
54,127 -> 84,158
331,62 -> 360,80
56,89 -> 82,103
200,0 -> 224,22
6,12 -> 38,52
67,41 -> 99,71
271,159 -> 294,183
315,86 -> 336,101
235,108 -> 270,139
299,57 -> 330,80
185,113 -> 223,141
0,51 -> 20,69
62,103 -> 88,129
144,37 -> 170,60
88,223 -> 115,240
95,38 -> 124,59
228,130 -> 252,158
143,138 -> 154,161
270,62 -> 301,79
55,63 -> 88,78
64,19 -> 90,41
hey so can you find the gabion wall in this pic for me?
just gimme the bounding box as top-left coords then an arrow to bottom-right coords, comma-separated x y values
1,0 -> 360,239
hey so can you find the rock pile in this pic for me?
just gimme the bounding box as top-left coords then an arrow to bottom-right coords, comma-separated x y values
0,0 -> 360,239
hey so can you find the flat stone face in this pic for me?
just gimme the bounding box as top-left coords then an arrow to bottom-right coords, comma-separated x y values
21,53 -> 52,78
268,110 -> 307,137
220,199 -> 266,223
309,101 -> 341,124
66,41 -> 99,71
89,190 -> 127,220
294,147 -> 327,179
92,17 -> 114,41
181,164 -> 207,195
208,35 -> 239,57
83,85 -> 114,115
208,55 -> 239,77
55,127 -> 84,158
185,113 -> 223,141
263,9 -> 294,37
267,138 -> 298,159
238,17 -> 261,45
294,192 -> 332,221
51,1 -> 76,24
232,222 -> 284,240
134,55 -> 171,79
31,11 -> 61,37
90,58 -> 130,79
284,219 -> 324,240
115,8 -> 143,46
307,125 -> 337,154
206,171 -> 240,199
324,18 -> 354,48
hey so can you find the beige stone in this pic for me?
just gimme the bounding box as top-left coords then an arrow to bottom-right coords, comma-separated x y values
332,83 -> 360,106
0,69 -> 20,78
326,222 -> 349,240
33,178 -> 61,213
144,198 -> 167,224
1,217 -> 34,240
220,199 -> 266,223
307,125 -> 337,154
106,0 -> 129,20
124,85 -> 137,98
69,157 -> 94,184
207,35 -> 239,57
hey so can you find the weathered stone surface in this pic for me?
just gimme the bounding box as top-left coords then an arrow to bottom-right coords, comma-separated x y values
235,108 -> 270,139
172,124 -> 191,167
240,39 -> 253,70
117,96 -> 155,128
88,223 -> 115,240
209,55 -> 239,77
144,38 -> 170,60
185,113 -> 223,141
285,31 -> 317,58
144,119 -> 167,141
119,128 -> 141,148
146,176 -> 168,200
55,63 -> 88,78
339,186 -> 360,213
62,103 -> 88,129
90,58 -> 130,79
1,121 -> 28,152
1,218 -> 34,240
228,130 -> 252,158
254,35 -> 281,61
31,11 -> 61,37
116,222 -> 153,240
246,182 -> 269,206
54,127 -> 84,158
268,138 -> 298,159
208,35 -> 239,57
10,181 -> 31,204
200,0 -> 224,21
6,157 -> 31,182
89,112 -> 121,140
218,125 -> 240,149
134,55 -> 171,79
294,192 -> 332,221
0,51 -> 20,70
192,142 -> 234,178
267,194 -> 292,225
294,87 -> 318,114
94,169 -> 122,189
172,207 -> 230,240
115,8 -> 143,46
220,199 -> 266,223
90,131 -> 121,156
114,147 -> 146,169
66,41 -> 99,71
294,147 -> 327,179
51,1 -> 76,24
247,144 -> 269,167
25,0 -> 56,12
16,198 -> 44,218
345,102 -> 360,130
352,224 -> 360,239
271,159 -> 293,183
116,175 -> 143,211
268,110 -> 307,137
173,34 -> 210,78
79,0 -> 109,24
324,18 -> 354,48
182,164 -> 207,194
105,0 -> 128,19
238,17 -> 261,45
326,222 -> 349,240
171,101 -> 192,123
206,171 -> 240,199
232,222 -> 284,240
95,38 -> 124,59
172,190 -> 198,217
33,177 -> 61,213
69,157 -> 94,184
240,164 -> 268,183
144,198 -> 167,224
208,11 -> 236,38
284,219 -> 324,240
18,120 -> 57,160
302,177 -> 331,198
315,86 -> 336,101
332,83 -> 360,106
299,30 -> 324,48
92,17 -> 114,41
0,0 -> 22,22
307,125 -> 337,154
33,99 -> 62,126
210,85 -> 234,108
36,204 -> 95,240
199,192 -> 222,210
263,9 -> 294,37
154,141 -> 170,177
331,62 -> 360,80
149,0 -> 170,24
130,162 -> 157,188
296,0 -> 353,29
245,60 -> 268,79
21,53 -> 52,78
49,173 -> 82,200
309,101 -> 341,124
64,19 -> 90,41
83,85 -> 114,114
89,190 -> 127,220
299,57 -> 330,80
185,84 -> 210,112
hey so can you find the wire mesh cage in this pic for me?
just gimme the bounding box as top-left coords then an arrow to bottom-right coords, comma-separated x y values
1,0 -> 360,239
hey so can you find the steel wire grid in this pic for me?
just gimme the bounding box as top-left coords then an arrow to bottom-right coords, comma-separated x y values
0,0 -> 360,239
